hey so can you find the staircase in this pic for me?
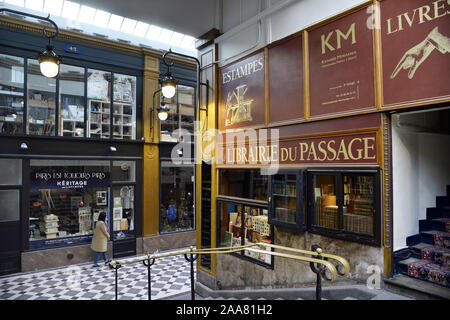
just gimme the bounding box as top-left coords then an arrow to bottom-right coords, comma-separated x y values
393,185 -> 450,288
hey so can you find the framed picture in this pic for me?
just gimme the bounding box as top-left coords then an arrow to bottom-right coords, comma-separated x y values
96,191 -> 107,205
113,207 -> 122,220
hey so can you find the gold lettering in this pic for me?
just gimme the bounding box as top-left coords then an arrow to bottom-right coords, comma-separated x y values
307,142 -> 318,161
336,23 -> 356,49
299,143 -> 309,161
336,140 -> 350,160
387,18 -> 398,35
327,140 -> 337,161
434,0 -> 447,18
321,32 -> 335,54
227,148 -> 235,163
418,5 -> 433,23
317,141 -> 327,161
248,147 -> 256,163
348,138 -> 363,160
281,147 -> 288,162
242,147 -> 248,163
270,145 -> 278,162
363,137 -> 376,159
259,146 -> 268,162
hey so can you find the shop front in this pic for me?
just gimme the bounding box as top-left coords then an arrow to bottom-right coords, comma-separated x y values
197,0 -> 450,292
0,16 -> 144,274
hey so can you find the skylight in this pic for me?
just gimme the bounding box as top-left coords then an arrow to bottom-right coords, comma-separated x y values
158,28 -> 174,44
25,0 -> 43,11
60,0 -> 79,19
92,9 -> 110,28
146,25 -> 162,41
43,0 -> 64,16
5,0 -> 24,6
108,14 -> 123,31
134,21 -> 149,38
1,0 -> 197,53
78,5 -> 96,25
120,18 -> 136,34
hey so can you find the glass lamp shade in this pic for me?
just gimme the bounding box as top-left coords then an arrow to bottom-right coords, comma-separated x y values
161,73 -> 177,98
39,45 -> 62,78
158,111 -> 168,121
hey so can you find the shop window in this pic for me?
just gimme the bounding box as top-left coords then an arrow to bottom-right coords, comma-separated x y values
0,190 -> 20,222
59,65 -> 85,137
87,69 -> 111,139
27,59 -> 56,136
113,74 -> 136,140
160,85 -> 194,142
0,158 -> 22,185
269,170 -> 307,230
219,169 -> 269,201
217,197 -> 273,267
29,160 -> 110,249
112,186 -> 135,240
112,161 -> 136,183
308,169 -> 381,246
0,54 -> 24,135
160,161 -> 194,234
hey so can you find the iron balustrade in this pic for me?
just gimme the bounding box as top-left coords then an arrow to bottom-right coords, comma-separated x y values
100,243 -> 350,300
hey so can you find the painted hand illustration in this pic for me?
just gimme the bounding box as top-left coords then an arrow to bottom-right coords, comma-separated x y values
391,27 -> 450,80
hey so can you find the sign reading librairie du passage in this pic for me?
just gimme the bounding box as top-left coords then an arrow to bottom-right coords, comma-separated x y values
219,51 -> 265,130
308,7 -> 375,118
381,0 -> 450,107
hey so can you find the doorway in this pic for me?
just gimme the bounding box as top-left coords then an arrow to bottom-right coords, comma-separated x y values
0,159 -> 23,275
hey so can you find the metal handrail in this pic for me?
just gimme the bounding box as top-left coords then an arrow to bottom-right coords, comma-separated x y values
105,243 -> 350,301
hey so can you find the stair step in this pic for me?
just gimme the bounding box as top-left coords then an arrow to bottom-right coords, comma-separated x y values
406,233 -> 434,247
426,207 -> 450,220
420,218 -> 450,233
420,245 -> 450,267
436,196 -> 450,208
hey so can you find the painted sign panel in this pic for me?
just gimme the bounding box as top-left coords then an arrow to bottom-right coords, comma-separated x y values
219,51 -> 265,130
381,0 -> 450,107
269,35 -> 304,124
218,132 -> 378,167
30,167 -> 110,190
308,7 -> 375,118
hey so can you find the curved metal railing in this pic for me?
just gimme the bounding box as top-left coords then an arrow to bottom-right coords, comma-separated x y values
104,243 -> 350,300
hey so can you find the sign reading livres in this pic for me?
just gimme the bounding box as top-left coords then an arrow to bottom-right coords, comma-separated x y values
219,51 -> 265,130
308,7 -> 375,118
381,0 -> 450,107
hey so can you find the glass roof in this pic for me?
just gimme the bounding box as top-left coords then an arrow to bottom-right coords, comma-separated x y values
1,0 -> 197,54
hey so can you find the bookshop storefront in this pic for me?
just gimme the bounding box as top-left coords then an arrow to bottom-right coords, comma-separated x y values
213,113 -> 385,288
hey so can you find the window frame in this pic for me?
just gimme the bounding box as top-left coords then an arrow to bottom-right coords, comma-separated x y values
0,50 -> 142,141
307,167 -> 382,247
268,169 -> 307,231
216,195 -> 274,269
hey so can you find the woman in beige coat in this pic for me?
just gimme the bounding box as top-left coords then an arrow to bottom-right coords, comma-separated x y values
91,212 -> 111,267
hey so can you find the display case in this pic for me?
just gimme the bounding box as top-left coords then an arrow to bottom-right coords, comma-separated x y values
217,196 -> 273,267
268,170 -> 307,230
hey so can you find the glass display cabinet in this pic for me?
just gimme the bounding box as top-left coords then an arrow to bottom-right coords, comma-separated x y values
268,170 -> 307,230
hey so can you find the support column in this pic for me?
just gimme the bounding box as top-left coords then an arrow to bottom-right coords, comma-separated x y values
142,54 -> 160,237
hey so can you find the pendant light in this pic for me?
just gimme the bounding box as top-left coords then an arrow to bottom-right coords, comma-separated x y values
160,72 -> 177,99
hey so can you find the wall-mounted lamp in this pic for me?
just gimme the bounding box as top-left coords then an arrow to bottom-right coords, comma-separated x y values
160,72 -> 177,99
110,146 -> 117,152
20,142 -> 28,150
0,8 -> 62,78
158,104 -> 169,121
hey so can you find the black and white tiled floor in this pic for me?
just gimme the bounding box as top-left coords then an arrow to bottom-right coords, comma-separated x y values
0,248 -> 194,300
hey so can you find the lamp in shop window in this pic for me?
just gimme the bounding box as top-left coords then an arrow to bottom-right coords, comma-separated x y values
0,8 -> 62,78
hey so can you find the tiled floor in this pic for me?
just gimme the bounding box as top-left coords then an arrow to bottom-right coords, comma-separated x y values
0,248 -> 194,300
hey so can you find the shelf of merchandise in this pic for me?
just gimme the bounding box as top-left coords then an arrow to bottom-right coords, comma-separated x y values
88,99 -> 134,139
61,118 -> 84,137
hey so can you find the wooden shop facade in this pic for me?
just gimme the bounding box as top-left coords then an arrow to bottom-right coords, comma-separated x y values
196,0 -> 450,290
